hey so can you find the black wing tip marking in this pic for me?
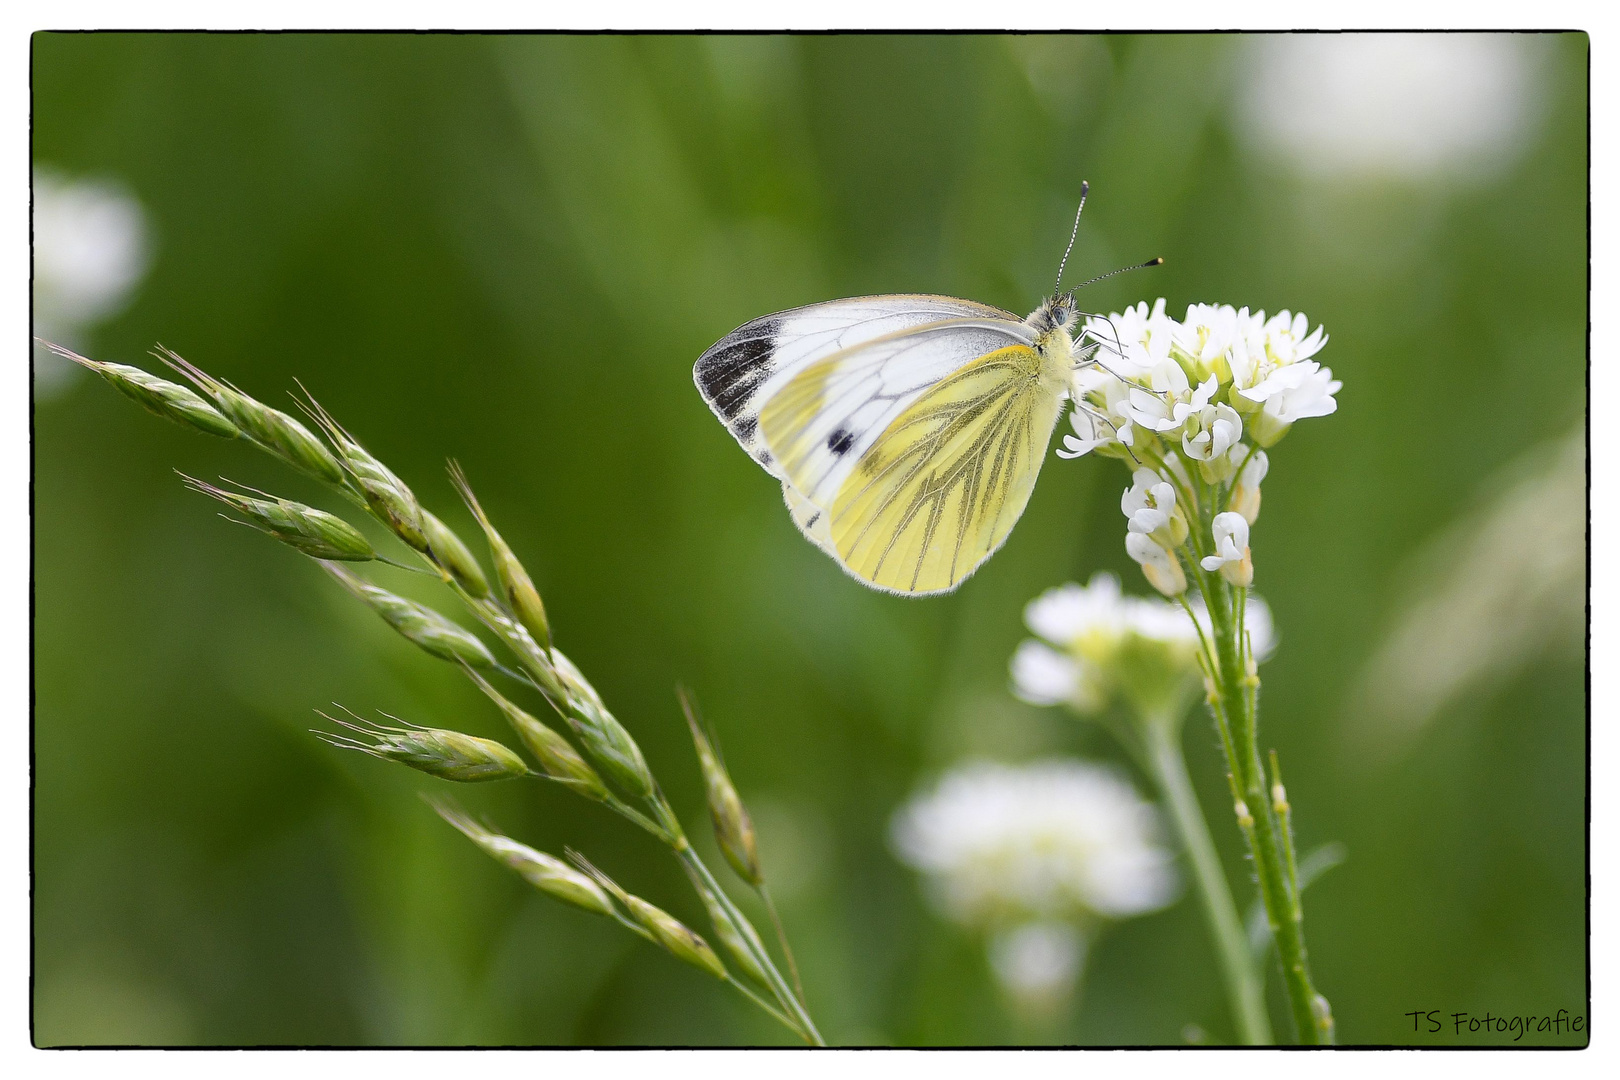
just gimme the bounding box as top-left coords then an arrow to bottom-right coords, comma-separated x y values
694,316 -> 781,427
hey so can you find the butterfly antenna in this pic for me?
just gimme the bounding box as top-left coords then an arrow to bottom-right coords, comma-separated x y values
1069,257 -> 1164,294
1053,180 -> 1089,296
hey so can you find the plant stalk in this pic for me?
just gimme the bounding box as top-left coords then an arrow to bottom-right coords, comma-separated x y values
1202,579 -> 1333,1045
673,839 -> 824,1045
1142,715 -> 1272,1045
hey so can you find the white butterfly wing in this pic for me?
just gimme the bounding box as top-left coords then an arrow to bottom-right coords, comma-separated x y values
693,295 -> 1031,495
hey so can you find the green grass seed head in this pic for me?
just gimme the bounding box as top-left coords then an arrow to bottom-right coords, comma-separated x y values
179,474 -> 376,561
316,708 -> 527,782
45,343 -> 240,439
323,562 -> 497,668
156,347 -> 345,483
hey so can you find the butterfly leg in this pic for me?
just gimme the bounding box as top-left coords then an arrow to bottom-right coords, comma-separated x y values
1068,396 -> 1143,465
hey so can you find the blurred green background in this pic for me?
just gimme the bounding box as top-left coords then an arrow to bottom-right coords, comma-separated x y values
31,33 -> 1587,1046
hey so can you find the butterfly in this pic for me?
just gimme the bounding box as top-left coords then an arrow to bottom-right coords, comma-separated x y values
693,185 -> 1157,596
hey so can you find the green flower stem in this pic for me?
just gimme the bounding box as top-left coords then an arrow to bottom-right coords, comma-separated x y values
1142,714 -> 1272,1045
1202,579 -> 1333,1045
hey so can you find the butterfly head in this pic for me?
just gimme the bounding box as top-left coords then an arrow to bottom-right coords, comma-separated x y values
1028,292 -> 1080,337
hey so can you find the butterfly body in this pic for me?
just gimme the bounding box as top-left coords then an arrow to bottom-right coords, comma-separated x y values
695,292 -> 1090,596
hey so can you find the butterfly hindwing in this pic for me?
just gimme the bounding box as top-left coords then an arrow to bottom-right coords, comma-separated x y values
825,344 -> 1064,595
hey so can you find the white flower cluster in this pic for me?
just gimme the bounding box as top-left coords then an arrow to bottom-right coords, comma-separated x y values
891,759 -> 1177,929
1063,299 -> 1337,459
1011,572 -> 1274,715
1058,299 -> 1335,599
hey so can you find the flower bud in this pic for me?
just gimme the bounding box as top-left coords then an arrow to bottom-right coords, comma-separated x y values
1125,532 -> 1187,597
464,667 -> 609,801
449,463 -> 552,651
1227,448 -> 1269,524
1234,798 -> 1254,829
180,475 -> 376,561
1121,468 -> 1187,550
550,650 -> 656,800
1249,409 -> 1292,448
431,800 -> 617,917
323,563 -> 497,669
680,692 -> 761,886
1199,513 -> 1254,587
158,348 -> 347,484
48,345 -> 240,438
318,710 -> 528,782
1183,403 -> 1243,478
420,509 -> 490,598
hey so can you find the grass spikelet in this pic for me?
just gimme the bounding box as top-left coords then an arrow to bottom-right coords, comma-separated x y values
315,706 -> 527,782
178,473 -> 377,561
569,851 -> 727,980
449,461 -> 551,650
44,342 -> 239,439
548,649 -> 655,800
420,509 -> 491,598
156,346 -> 345,484
428,797 -> 618,916
294,388 -> 430,553
679,688 -> 762,886
462,666 -> 608,800
322,562 -> 497,669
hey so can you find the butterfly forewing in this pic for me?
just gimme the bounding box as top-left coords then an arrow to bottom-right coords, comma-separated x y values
825,344 -> 1064,594
693,295 -> 1026,472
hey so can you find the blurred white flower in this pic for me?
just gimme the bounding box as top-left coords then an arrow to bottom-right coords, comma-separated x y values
891,758 -> 1177,928
1237,34 -> 1545,181
1023,572 -> 1200,655
1013,572 -> 1203,718
1008,638 -> 1089,709
987,920 -> 1086,1009
1201,512 -> 1254,587
33,167 -> 151,398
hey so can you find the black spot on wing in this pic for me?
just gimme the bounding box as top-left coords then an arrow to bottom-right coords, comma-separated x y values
695,317 -> 780,423
827,428 -> 854,455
